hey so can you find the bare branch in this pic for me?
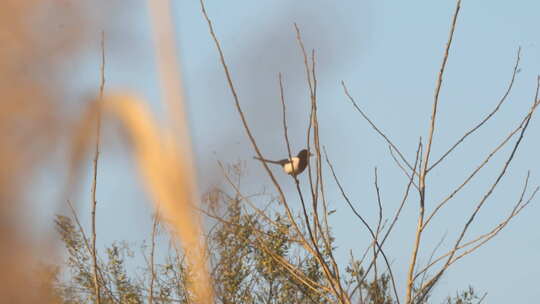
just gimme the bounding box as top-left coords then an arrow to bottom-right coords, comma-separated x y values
342,81 -> 416,175
477,292 -> 488,304
90,31 -> 106,304
325,148 -> 400,304
199,0 -> 285,202
148,208 -> 160,304
389,145 -> 420,191
199,0 -> 314,268
355,139 -> 422,296
428,47 -> 522,172
417,77 -> 540,300
421,0 -> 461,174
419,231 -> 447,290
66,200 -> 119,304
292,26 -> 348,303
372,167 -> 383,281
425,77 -> 540,228
415,174 -> 539,281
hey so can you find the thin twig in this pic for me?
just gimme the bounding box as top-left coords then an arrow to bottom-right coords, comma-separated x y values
90,31 -> 105,304
359,139 -> 422,289
425,76 -> 540,228
342,81 -> 416,175
388,145 -> 419,191
477,292 -> 488,304
325,148 -> 400,304
415,176 -> 539,281
417,77 -> 539,301
407,2 -> 462,301
428,47 -> 522,172
200,3 -> 345,301
419,231 -> 447,289
148,208 -> 160,304
372,167 -> 383,282
66,200 -> 119,303
421,0 -> 461,173
199,0 -> 312,257
291,27 -> 347,303
424,105 -> 537,228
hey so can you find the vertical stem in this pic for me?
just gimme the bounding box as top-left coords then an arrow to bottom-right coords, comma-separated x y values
422,0 -> 461,172
149,210 -> 160,304
91,31 -> 105,304
406,140 -> 423,304
407,2 -> 461,303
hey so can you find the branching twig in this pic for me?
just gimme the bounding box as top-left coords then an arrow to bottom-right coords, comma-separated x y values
325,148 -> 400,304
424,98 -> 540,228
415,173 -> 539,282
200,3 -> 347,302
416,77 -> 539,301
199,0 -> 309,255
358,139 -> 422,293
428,47 -> 522,172
389,145 -> 420,191
407,2 -> 462,302
342,81 -> 416,176
291,28 -> 345,300
421,0 -> 461,173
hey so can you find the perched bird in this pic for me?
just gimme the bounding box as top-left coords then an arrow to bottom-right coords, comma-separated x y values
254,149 -> 313,176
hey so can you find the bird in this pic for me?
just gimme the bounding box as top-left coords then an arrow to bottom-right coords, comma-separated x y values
254,149 -> 313,176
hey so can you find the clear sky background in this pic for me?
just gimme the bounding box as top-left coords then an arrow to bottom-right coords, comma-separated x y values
36,1 -> 540,303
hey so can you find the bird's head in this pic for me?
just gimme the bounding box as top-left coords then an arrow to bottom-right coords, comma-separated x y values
297,149 -> 313,159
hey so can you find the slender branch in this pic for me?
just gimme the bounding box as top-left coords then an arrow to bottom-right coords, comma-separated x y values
381,140 -> 423,247
199,0 -> 309,256
422,0 -> 461,173
290,27 -> 347,303
407,2 -> 461,301
90,31 -> 105,304
406,140 -> 425,304
428,47 -> 522,172
358,139 -> 422,292
294,24 -> 318,205
417,78 -> 539,300
419,231 -> 447,290
415,173 -> 539,282
342,81 -> 416,175
294,27 -> 324,255
200,3 -> 347,302
66,200 -> 119,304
148,209 -> 160,304
389,145 -> 419,191
424,98 -> 539,228
447,186 -> 538,265
372,167 -> 383,282
477,292 -> 488,304
325,148 -> 400,304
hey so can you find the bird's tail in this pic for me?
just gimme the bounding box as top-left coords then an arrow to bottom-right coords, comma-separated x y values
253,156 -> 283,165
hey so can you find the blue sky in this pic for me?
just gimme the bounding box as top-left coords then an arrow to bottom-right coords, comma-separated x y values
40,1 -> 540,303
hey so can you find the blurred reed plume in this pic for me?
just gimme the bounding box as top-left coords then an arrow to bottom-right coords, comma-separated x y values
72,94 -> 212,304
0,1 -> 212,303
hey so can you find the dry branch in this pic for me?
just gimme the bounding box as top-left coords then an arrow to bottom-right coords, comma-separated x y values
90,31 -> 106,304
